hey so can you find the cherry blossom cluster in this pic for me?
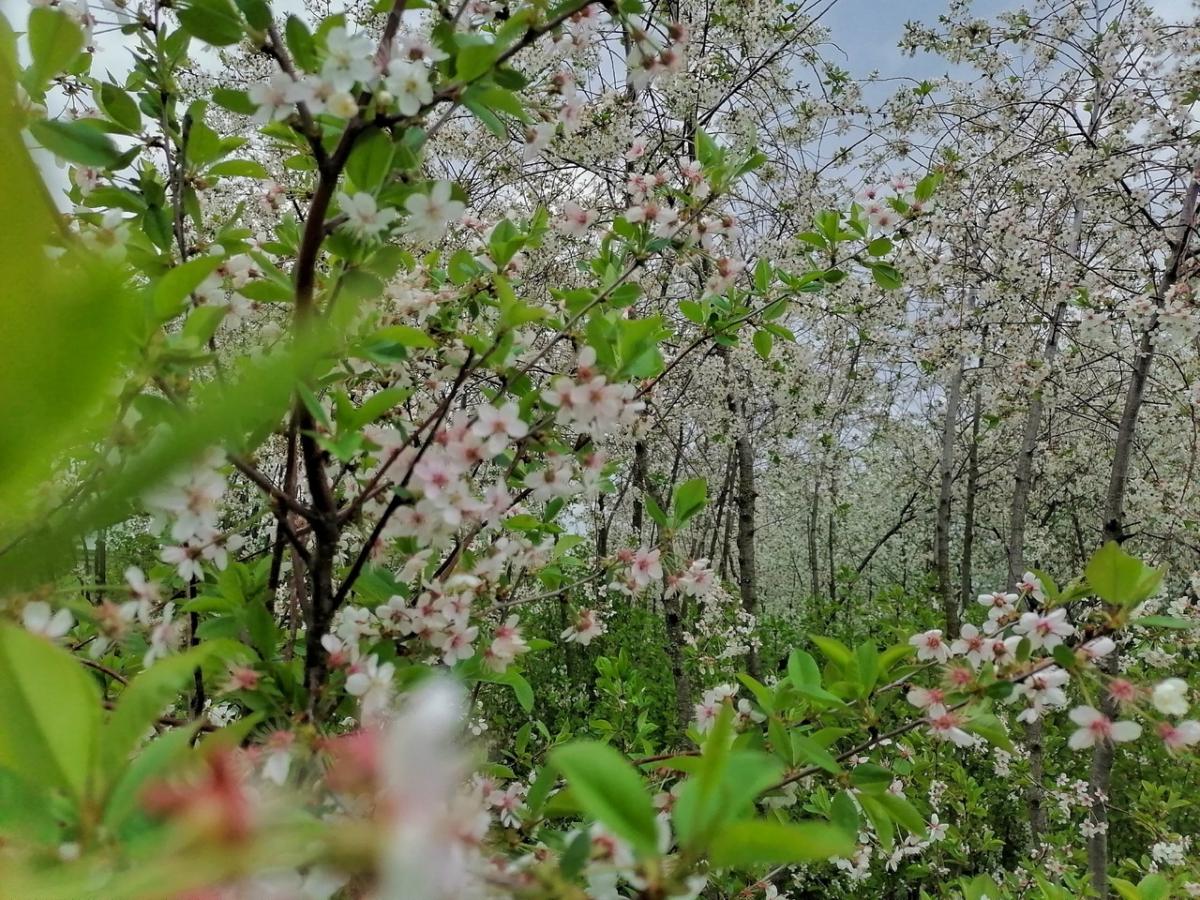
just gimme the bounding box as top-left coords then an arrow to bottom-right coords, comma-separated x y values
541,345 -> 646,438
142,450 -> 244,582
855,176 -> 926,234
906,572 -> 1200,758
249,27 -> 444,125
691,683 -> 765,734
625,20 -> 689,92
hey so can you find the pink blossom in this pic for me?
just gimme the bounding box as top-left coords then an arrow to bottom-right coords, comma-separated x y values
629,547 -> 664,587
555,201 -> 597,238
1014,608 -> 1074,650
1067,705 -> 1141,750
561,608 -> 605,645
927,708 -> 974,746
950,623 -> 988,667
1157,719 -> 1200,752
909,629 -> 952,663
906,685 -> 946,711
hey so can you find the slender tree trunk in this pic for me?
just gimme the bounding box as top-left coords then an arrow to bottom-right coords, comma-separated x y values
935,354 -> 964,638
706,447 -> 736,562
1007,200 -> 1085,593
635,442 -> 694,735
94,529 -> 107,593
596,493 -> 609,558
267,421 -> 298,612
1087,652 -> 1118,897
662,588 -> 693,733
631,440 -> 648,539
826,509 -> 836,608
960,390 -> 980,611
1089,167 -> 1200,897
735,409 -> 761,679
807,484 -> 820,600
1008,199 -> 1085,846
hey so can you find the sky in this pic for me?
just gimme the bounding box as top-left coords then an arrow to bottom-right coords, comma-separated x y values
822,0 -> 1196,79
5,0 -> 1198,193
8,0 -> 1198,99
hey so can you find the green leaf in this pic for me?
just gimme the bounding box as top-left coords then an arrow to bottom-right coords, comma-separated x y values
870,263 -> 902,290
849,763 -> 891,794
694,127 -> 720,167
914,172 -> 941,202
524,763 -> 557,818
877,792 -> 926,837
809,635 -> 854,670
99,83 -> 141,132
448,249 -> 483,285
1085,541 -> 1163,606
708,820 -> 854,868
858,793 -> 895,849
672,477 -> 707,526
752,257 -> 773,291
29,119 -> 121,168
866,237 -> 893,256
644,493 -> 669,529
878,643 -> 914,673
489,669 -> 534,712
830,790 -> 859,837
0,624 -> 100,804
27,9 -> 83,85
462,92 -> 506,138
213,87 -> 257,115
549,741 -> 659,858
752,328 -> 773,359
375,324 -> 437,348
787,649 -> 821,687
207,159 -> 270,178
285,15 -> 318,70
679,300 -> 705,324
1135,615 -> 1198,629
855,642 -> 880,695
102,722 -> 200,832
791,734 -> 841,774
964,711 -> 1013,752
1110,878 -> 1142,900
0,103 -> 134,541
346,129 -> 395,192
101,644 -> 227,780
234,0 -> 271,30
1138,873 -> 1169,900
3,328 -> 334,587
456,39 -> 499,81
1051,643 -> 1076,669
177,0 -> 245,46
0,766 -> 63,844
153,256 -> 224,317
476,85 -> 527,121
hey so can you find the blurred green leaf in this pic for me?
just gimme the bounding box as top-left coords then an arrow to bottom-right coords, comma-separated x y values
0,624 -> 100,804
550,741 -> 659,857
708,819 -> 853,868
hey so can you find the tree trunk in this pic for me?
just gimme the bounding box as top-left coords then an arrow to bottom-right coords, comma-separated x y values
1008,199 -> 1085,846
1088,166 -> 1200,897
826,508 -> 836,609
960,390 -> 980,612
735,413 -> 761,679
935,354 -> 964,638
631,440 -> 648,539
807,485 -> 820,600
706,447 -> 736,562
1087,652 -> 1119,897
94,529 -> 107,593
